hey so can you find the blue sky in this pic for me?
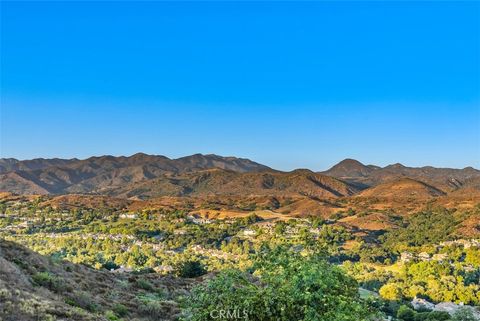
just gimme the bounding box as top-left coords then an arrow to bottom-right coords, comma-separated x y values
1,1 -> 479,170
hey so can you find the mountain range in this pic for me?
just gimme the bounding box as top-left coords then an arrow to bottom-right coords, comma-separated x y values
321,158 -> 480,192
1,153 -> 479,200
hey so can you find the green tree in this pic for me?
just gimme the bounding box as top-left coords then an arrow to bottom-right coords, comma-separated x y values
379,283 -> 403,301
176,260 -> 206,278
397,305 -> 416,321
183,248 -> 375,321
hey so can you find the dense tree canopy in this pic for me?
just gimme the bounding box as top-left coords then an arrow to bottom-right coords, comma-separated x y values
183,248 -> 376,321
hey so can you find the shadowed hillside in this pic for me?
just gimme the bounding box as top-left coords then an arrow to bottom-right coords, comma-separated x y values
323,159 -> 480,192
1,154 -> 479,203
0,153 -> 272,195
0,239 -> 195,321
357,178 -> 447,198
105,169 -> 359,199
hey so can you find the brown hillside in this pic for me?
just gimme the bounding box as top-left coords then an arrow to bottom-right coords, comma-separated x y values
323,159 -> 375,179
324,159 -> 480,192
357,178 -> 446,198
0,153 -> 271,195
0,172 -> 50,195
106,169 -> 359,199
40,194 -> 135,211
0,239 -> 195,321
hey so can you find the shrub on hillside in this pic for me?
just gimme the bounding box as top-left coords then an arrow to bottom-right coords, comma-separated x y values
176,260 -> 206,278
32,272 -> 65,293
65,290 -> 97,312
452,308 -> 477,321
397,305 -> 416,321
136,292 -> 166,318
397,305 -> 452,321
112,303 -> 128,317
136,278 -> 154,291
414,311 -> 450,321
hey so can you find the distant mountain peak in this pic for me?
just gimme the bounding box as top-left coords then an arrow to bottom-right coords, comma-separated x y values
130,152 -> 150,157
386,163 -> 406,169
338,158 -> 365,165
323,158 -> 374,178
0,153 -> 272,195
1,154 -> 479,198
291,168 -> 315,174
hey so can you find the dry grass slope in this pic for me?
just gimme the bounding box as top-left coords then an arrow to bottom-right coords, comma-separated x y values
0,239 -> 196,321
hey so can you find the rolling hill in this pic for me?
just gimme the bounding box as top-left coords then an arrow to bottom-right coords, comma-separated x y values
357,178 -> 447,198
1,154 -> 479,203
322,158 -> 377,179
105,168 -> 358,199
0,239 -> 195,321
0,153 -> 272,195
323,159 -> 480,192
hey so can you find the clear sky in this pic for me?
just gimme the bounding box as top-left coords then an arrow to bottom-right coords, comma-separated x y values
1,1 -> 479,171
